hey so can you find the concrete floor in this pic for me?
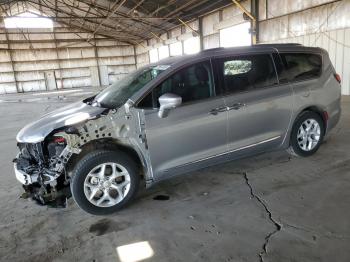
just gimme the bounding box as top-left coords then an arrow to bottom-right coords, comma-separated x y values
0,90 -> 349,262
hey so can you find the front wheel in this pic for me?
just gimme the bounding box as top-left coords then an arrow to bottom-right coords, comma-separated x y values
288,111 -> 325,157
71,150 -> 140,215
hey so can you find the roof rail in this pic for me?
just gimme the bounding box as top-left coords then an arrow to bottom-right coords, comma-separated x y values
200,47 -> 226,52
256,43 -> 303,47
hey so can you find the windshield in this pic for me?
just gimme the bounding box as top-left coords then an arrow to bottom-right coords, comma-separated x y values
94,65 -> 169,109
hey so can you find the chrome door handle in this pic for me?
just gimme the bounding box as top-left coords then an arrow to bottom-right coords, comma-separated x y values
209,106 -> 228,115
227,102 -> 246,111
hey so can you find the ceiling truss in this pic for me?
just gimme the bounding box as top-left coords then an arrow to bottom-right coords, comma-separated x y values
0,0 -> 232,45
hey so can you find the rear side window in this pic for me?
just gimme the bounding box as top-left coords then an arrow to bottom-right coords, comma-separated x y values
215,54 -> 278,94
279,53 -> 322,82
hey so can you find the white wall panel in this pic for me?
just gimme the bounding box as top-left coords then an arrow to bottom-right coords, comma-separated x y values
335,30 -> 344,76
260,0 -> 350,95
98,56 -> 135,66
19,80 -> 46,92
0,50 -> 11,62
54,68 -> 90,78
61,77 -> 91,88
0,83 -> 17,93
14,60 -> 59,71
262,27 -> 350,95
0,63 -> 14,73
342,28 -> 350,95
267,0 -> 335,18
0,72 -> 15,82
203,34 -> 220,49
11,49 -> 58,61
202,12 -> 220,36
16,71 -> 44,81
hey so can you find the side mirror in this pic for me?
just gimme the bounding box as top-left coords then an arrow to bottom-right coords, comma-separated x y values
158,93 -> 182,118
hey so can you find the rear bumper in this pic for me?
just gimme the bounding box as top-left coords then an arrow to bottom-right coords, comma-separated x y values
326,106 -> 341,135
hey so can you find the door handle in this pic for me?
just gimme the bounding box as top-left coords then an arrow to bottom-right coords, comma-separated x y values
227,102 -> 246,111
209,106 -> 228,115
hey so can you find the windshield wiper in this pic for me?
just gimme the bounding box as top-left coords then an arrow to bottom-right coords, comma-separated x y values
82,96 -> 96,105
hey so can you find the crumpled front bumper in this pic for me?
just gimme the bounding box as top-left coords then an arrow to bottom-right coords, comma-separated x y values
13,152 -> 71,208
13,161 -> 38,185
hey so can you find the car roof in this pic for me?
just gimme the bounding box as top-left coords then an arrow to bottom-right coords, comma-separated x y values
150,43 -> 324,68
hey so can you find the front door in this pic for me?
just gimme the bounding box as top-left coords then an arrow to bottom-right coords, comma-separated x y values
214,53 -> 293,156
139,60 -> 227,180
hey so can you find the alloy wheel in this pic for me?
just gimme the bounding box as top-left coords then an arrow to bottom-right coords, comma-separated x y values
83,162 -> 131,207
297,118 -> 321,151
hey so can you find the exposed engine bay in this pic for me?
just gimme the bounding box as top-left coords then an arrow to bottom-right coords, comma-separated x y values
13,105 -> 151,208
14,139 -> 74,207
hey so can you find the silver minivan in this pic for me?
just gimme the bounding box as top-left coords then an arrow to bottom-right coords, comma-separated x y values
14,44 -> 341,215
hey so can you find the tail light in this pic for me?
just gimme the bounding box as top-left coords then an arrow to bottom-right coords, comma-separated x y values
334,73 -> 341,84
323,111 -> 329,122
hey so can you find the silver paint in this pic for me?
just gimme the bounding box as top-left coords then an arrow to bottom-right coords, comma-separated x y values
16,101 -> 105,143
15,44 -> 341,189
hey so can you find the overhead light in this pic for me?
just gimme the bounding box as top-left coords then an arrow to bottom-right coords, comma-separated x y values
4,12 -> 53,29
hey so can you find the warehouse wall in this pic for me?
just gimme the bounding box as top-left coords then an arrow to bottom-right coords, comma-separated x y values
4,0 -> 349,96
136,0 -> 350,96
135,40 -> 150,69
259,0 -> 350,95
0,23 -> 136,94
135,1 -> 251,67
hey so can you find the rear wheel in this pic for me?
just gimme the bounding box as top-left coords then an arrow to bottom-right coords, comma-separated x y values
71,150 -> 140,215
288,111 -> 325,157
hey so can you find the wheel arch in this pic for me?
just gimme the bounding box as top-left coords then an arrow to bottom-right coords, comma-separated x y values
66,138 -> 147,179
298,105 -> 327,130
284,105 -> 327,148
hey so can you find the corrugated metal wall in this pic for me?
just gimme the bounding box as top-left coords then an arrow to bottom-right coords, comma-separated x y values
259,0 -> 350,95
0,23 -> 136,94
135,1 -> 251,67
263,28 -> 350,95
136,0 -> 350,96
4,0 -> 348,95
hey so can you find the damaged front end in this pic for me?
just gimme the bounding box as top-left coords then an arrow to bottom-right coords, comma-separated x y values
13,101 -> 152,209
13,138 -> 79,207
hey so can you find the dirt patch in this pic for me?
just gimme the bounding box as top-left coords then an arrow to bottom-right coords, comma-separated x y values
153,195 -> 170,201
89,219 -> 131,236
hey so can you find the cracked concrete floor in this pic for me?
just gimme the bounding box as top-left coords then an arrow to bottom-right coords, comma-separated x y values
0,91 -> 349,262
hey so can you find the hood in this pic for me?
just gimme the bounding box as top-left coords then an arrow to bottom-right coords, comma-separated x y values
16,101 -> 106,143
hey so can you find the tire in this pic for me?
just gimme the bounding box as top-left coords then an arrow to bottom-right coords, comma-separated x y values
71,150 -> 140,215
288,111 -> 325,157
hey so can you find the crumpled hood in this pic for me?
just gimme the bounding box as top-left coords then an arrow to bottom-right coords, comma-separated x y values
16,101 -> 106,143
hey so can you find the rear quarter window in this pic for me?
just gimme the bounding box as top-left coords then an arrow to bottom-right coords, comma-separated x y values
279,53 -> 322,82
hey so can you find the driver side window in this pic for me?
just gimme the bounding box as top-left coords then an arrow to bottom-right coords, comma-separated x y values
138,61 -> 214,108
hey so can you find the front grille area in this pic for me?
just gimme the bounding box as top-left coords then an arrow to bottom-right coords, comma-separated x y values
17,142 -> 45,165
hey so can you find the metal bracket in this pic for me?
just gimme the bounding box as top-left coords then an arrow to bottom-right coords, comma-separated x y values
178,18 -> 200,36
231,0 -> 257,44
232,0 -> 256,21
